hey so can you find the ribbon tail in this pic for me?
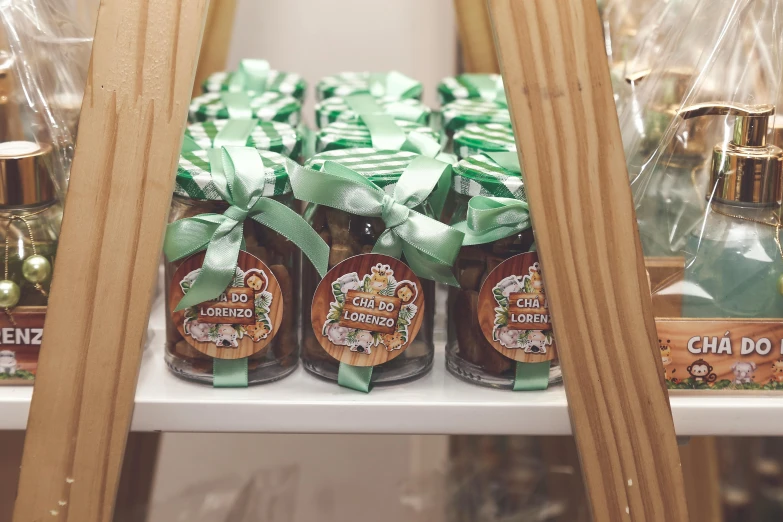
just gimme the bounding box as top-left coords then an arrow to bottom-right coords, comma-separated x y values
214,358 -> 249,387
401,243 -> 460,287
337,363 -> 373,393
372,229 -> 403,259
513,361 -> 551,391
251,198 -> 330,278
175,223 -> 244,311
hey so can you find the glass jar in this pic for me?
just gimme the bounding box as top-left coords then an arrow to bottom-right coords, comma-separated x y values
444,154 -> 561,389
301,148 -> 436,385
164,149 -> 300,385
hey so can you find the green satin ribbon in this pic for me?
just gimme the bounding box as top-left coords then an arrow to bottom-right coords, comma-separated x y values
214,358 -> 249,388
485,151 -> 520,172
164,147 -> 330,387
463,74 -> 507,105
344,94 -> 444,162
453,196 -> 531,245
214,118 -> 256,147
228,59 -> 270,93
289,157 -> 463,287
220,92 -> 253,119
368,71 -> 420,99
182,134 -> 202,154
337,364 -> 373,393
513,361 -> 551,391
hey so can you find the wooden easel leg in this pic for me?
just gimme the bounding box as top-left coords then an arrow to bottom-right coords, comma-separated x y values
453,0 -> 499,73
680,437 -> 723,522
113,433 -> 162,522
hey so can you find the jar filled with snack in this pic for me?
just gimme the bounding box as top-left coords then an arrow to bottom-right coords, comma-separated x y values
185,119 -> 303,162
201,59 -> 307,102
315,96 -> 431,129
446,153 -> 561,390
189,91 -> 302,126
163,145 -> 328,387
453,123 -> 516,160
316,71 -> 423,101
291,148 -> 462,391
437,73 -> 504,105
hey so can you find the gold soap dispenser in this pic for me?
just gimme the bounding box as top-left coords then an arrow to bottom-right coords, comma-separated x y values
680,103 -> 783,318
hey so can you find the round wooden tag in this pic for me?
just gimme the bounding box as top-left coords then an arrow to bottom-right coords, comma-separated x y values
477,252 -> 557,363
169,251 -> 283,360
311,253 -> 425,367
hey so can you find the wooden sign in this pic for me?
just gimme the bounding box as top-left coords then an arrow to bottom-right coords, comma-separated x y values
477,252 -> 556,363
658,318 -> 783,389
310,254 -> 424,367
169,251 -> 283,359
339,290 -> 401,335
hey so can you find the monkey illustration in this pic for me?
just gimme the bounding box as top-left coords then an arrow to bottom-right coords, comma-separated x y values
687,359 -> 717,384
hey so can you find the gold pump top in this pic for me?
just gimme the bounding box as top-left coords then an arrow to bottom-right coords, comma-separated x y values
0,141 -> 55,207
678,103 -> 783,206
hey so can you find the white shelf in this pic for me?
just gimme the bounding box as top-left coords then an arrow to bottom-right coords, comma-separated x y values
4,291 -> 783,435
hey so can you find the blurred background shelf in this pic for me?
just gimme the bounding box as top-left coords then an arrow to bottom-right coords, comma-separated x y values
3,292 -> 783,435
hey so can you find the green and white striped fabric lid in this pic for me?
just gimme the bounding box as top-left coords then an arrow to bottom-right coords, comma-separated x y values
306,148 -> 419,190
202,69 -> 307,101
441,99 -> 511,133
452,153 -> 525,200
316,120 -> 440,153
185,119 -> 302,160
316,71 -> 423,101
454,123 -> 516,159
189,92 -> 301,126
176,149 -> 291,200
437,74 -> 504,105
314,96 -> 431,129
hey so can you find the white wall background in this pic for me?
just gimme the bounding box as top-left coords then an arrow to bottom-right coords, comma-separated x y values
150,1 -> 457,520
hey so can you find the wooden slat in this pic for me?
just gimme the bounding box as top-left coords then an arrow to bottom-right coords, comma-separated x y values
453,0 -> 499,73
487,1 -> 689,521
12,0 -> 209,520
192,0 -> 238,97
680,437 -> 722,522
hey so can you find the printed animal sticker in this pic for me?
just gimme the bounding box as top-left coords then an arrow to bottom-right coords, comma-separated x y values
169,251 -> 283,359
311,253 -> 425,367
477,252 -> 557,363
0,307 -> 45,385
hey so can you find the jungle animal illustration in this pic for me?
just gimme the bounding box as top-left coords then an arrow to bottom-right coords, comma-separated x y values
350,330 -> 375,354
369,264 -> 393,294
687,359 -> 717,383
0,350 -> 17,376
321,263 -> 419,357
731,361 -> 756,385
660,340 -> 672,380
188,320 -> 211,342
216,324 -> 239,348
491,263 -> 553,352
772,360 -> 783,383
245,322 -> 270,342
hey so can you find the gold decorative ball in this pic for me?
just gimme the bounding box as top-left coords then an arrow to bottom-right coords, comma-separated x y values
22,255 -> 51,284
0,280 -> 20,308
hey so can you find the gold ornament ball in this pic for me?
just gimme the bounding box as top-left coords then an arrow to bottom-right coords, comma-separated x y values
0,280 -> 20,308
22,255 -> 51,284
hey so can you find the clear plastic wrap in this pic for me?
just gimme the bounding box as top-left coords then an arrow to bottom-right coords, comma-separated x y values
623,0 -> 783,390
0,0 -> 92,196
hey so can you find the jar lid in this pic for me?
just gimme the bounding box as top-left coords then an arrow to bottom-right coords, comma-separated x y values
185,120 -> 302,160
176,148 -> 291,200
441,99 -> 511,133
0,141 -> 55,206
306,148 -> 420,190
437,74 -> 503,104
454,123 -> 516,159
202,69 -> 307,102
452,153 -> 525,200
189,92 -> 301,126
315,96 -> 431,129
316,71 -> 423,101
315,120 -> 440,154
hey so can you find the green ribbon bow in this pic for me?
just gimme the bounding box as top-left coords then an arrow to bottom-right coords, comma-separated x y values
289,156 -> 463,287
228,59 -> 270,93
463,74 -> 507,105
343,94 -> 447,163
368,71 -> 420,99
164,146 -> 330,387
